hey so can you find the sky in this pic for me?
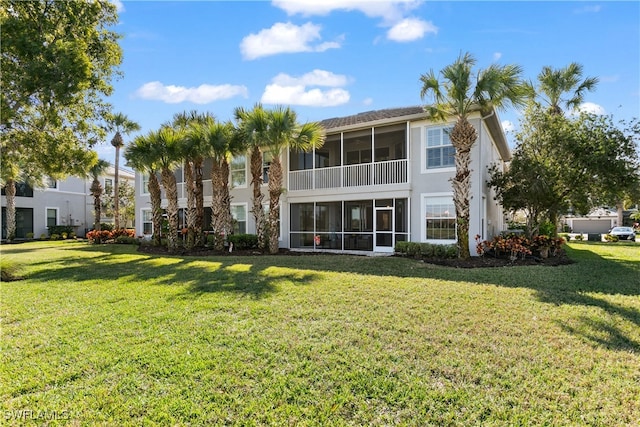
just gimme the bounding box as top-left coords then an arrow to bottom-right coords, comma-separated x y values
98,0 -> 640,168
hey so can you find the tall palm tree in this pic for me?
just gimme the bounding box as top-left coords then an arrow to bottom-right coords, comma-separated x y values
89,159 -> 110,231
537,62 -> 598,115
124,134 -> 163,246
195,120 -> 240,251
234,104 -> 269,250
420,52 -> 529,259
262,106 -> 325,254
171,111 -> 216,249
107,112 -> 140,230
152,126 -> 183,252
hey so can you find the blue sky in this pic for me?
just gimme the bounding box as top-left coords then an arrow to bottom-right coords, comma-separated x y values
99,0 -> 640,166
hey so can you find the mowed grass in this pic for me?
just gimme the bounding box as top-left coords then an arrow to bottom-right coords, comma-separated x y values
1,240 -> 639,426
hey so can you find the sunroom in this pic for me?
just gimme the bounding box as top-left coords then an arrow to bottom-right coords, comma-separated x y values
288,123 -> 409,191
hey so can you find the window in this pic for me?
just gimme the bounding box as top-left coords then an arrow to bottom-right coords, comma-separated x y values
1,182 -> 33,197
230,155 -> 247,187
425,126 -> 455,170
423,195 -> 456,240
142,174 -> 150,194
46,177 -> 58,189
231,204 -> 247,234
105,178 -> 113,194
262,151 -> 273,184
46,208 -> 58,228
142,209 -> 153,235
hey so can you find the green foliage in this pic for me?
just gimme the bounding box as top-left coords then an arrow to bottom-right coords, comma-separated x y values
25,232 -> 34,239
395,241 -> 458,259
538,221 -> 556,237
604,234 -> 619,243
102,180 -> 135,226
100,223 -> 115,232
228,234 -> 259,250
39,233 -> 47,240
114,236 -> 139,245
47,225 -> 74,237
574,234 -> 584,241
49,234 -> 61,241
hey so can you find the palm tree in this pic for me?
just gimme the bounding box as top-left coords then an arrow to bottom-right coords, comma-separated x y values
234,104 -> 269,250
194,120 -> 240,251
171,111 -> 216,249
89,159 -> 110,231
107,112 -> 140,230
151,126 -> 184,252
420,52 -> 529,259
537,62 -> 598,115
262,106 -> 325,254
124,134 -> 163,246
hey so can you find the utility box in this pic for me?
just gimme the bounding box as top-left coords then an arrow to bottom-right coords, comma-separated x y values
587,233 -> 601,242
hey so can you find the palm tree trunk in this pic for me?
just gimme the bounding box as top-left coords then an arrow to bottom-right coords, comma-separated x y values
267,155 -> 283,254
211,159 -> 226,251
184,160 -> 196,249
148,172 -> 163,247
114,146 -> 120,230
161,168 -> 179,252
5,179 -> 16,241
91,179 -> 102,231
193,156 -> 205,246
250,146 -> 266,250
450,117 -> 477,259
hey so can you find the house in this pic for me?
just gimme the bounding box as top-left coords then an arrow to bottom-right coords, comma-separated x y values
133,106 -> 511,254
1,165 -> 135,239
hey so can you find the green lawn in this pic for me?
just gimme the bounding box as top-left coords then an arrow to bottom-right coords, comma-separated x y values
1,240 -> 639,426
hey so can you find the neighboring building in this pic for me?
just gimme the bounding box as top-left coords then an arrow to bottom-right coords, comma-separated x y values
133,106 -> 511,254
1,165 -> 135,239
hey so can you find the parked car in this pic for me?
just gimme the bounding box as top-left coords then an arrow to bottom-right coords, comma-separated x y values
608,226 -> 636,241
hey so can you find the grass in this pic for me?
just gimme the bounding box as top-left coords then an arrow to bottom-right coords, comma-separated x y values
1,240 -> 639,425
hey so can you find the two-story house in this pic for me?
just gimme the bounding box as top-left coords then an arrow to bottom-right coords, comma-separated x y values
1,165 -> 135,239
133,106 -> 510,254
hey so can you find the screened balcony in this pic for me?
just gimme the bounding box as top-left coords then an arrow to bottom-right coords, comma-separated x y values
289,123 -> 408,191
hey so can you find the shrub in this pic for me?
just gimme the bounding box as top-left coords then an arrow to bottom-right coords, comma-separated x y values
111,228 -> 136,239
604,234 -> 619,243
574,234 -> 584,241
100,223 -> 114,232
420,243 -> 435,258
86,230 -> 112,244
538,221 -> 556,237
115,236 -> 139,245
39,233 -> 47,240
26,232 -> 34,239
405,242 -> 422,258
61,232 -> 68,239
48,225 -> 74,237
50,234 -> 61,241
228,234 -> 258,250
394,241 -> 410,254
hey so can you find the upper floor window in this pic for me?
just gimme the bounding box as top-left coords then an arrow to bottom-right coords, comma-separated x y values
104,178 -> 113,194
262,151 -> 273,184
142,174 -> 150,195
425,126 -> 455,170
46,177 -> 58,189
230,155 -> 247,188
1,182 -> 33,197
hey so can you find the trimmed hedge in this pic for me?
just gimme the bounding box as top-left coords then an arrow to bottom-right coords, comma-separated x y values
394,241 -> 458,259
228,234 -> 259,250
47,225 -> 74,237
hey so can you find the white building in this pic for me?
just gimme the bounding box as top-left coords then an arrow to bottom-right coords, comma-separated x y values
1,165 -> 135,239
133,106 -> 511,254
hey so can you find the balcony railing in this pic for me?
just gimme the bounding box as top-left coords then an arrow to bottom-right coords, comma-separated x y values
289,159 -> 408,191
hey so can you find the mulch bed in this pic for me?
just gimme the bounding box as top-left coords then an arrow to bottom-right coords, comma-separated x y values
137,245 -> 574,268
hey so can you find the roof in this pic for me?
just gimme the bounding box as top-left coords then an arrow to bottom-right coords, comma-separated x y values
320,106 -> 425,130
318,105 -> 511,161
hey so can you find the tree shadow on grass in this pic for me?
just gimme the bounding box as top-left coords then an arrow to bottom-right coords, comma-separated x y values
26,244 -> 320,300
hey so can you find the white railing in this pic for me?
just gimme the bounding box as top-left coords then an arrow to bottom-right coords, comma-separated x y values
374,159 -> 407,185
288,159 -> 408,191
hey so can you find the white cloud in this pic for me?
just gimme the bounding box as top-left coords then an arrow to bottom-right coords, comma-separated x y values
261,70 -> 351,106
387,18 -> 437,42
111,0 -> 125,13
578,102 -> 606,115
574,5 -> 601,14
134,81 -> 248,104
273,0 -> 421,23
501,120 -> 515,133
493,52 -> 502,61
272,69 -> 349,87
363,97 -> 373,106
240,22 -> 340,60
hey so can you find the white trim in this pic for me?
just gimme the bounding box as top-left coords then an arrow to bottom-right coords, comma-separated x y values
420,124 -> 456,174
420,193 -> 456,244
45,207 -> 59,228
141,174 -> 150,195
230,202 -> 248,234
